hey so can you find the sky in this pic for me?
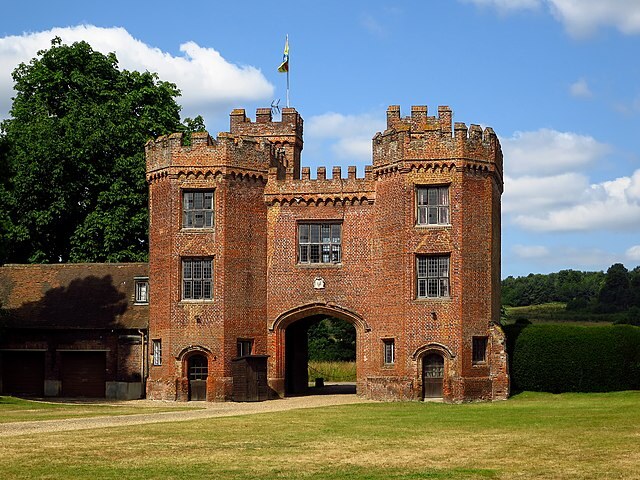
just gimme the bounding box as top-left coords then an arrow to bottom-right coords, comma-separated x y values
1,0 -> 639,278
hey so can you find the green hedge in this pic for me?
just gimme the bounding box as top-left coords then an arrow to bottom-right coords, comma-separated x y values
510,324 -> 640,393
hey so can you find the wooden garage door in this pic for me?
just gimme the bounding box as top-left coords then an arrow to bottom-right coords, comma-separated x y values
61,352 -> 106,398
1,351 -> 45,396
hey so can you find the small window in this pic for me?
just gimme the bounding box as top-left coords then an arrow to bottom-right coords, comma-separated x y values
134,278 -> 149,304
383,339 -> 395,365
472,336 -> 488,364
417,186 -> 449,225
182,258 -> 213,300
152,339 -> 162,366
237,339 -> 253,357
417,255 -> 450,298
298,223 -> 342,264
183,191 -> 214,228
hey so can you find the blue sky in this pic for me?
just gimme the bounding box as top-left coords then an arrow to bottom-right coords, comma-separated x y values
1,0 -> 640,278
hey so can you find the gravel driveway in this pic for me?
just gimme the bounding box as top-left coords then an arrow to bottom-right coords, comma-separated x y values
0,392 -> 374,438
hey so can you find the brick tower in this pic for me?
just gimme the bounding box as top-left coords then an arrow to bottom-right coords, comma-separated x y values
145,104 -> 509,402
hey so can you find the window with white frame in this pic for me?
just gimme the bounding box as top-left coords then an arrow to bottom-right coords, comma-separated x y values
183,191 -> 214,228
152,339 -> 162,366
417,186 -> 449,225
298,223 -> 342,264
182,258 -> 213,300
383,339 -> 395,365
417,255 -> 450,298
134,278 -> 149,304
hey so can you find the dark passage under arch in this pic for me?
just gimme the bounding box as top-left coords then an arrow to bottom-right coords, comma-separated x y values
284,314 -> 356,396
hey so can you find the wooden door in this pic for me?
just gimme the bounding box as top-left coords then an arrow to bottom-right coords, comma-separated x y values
423,353 -> 444,398
188,354 -> 208,401
61,351 -> 106,397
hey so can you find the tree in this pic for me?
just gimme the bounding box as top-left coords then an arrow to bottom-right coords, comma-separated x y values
598,263 -> 631,312
308,318 -> 356,361
0,38 -> 184,263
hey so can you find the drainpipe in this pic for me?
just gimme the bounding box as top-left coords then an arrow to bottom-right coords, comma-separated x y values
138,329 -> 147,398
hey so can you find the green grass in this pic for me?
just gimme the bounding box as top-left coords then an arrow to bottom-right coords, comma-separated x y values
505,302 -> 624,324
0,396 -> 198,423
308,361 -> 356,382
1,391 -> 639,479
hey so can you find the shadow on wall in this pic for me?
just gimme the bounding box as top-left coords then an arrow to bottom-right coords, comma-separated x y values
3,275 -> 128,329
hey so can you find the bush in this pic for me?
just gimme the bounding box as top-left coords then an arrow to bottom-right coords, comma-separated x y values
511,324 -> 640,393
615,306 -> 640,327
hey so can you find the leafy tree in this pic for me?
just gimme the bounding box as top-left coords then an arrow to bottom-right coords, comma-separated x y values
629,266 -> 640,308
598,263 -> 631,312
308,317 -> 356,361
0,38 -> 183,263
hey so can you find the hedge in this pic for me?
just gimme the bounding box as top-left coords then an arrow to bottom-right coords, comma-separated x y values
510,324 -> 640,393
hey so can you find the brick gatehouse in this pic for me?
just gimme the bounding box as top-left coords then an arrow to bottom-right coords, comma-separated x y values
144,104 -> 509,402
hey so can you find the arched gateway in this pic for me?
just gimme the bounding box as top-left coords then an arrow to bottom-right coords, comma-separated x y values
145,104 -> 510,402
268,304 -> 370,396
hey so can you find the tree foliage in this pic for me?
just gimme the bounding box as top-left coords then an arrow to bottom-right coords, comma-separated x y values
308,318 -> 356,361
0,38 -> 184,263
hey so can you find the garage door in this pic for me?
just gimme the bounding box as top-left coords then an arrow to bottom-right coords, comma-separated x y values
1,351 -> 45,396
61,351 -> 106,397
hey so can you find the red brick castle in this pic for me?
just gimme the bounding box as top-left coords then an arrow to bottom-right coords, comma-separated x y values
144,104 -> 509,402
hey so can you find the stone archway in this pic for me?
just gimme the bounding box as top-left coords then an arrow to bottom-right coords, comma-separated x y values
268,303 -> 370,397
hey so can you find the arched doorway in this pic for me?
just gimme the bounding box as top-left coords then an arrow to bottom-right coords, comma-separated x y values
284,314 -> 356,395
269,303 -> 370,397
422,353 -> 444,399
187,354 -> 208,401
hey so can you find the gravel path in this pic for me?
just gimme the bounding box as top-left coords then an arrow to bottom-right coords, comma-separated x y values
0,393 -> 374,437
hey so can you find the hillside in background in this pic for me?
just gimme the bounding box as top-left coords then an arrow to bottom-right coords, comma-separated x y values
502,263 -> 640,326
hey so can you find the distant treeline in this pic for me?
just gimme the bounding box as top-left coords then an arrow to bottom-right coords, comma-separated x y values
502,263 -> 640,323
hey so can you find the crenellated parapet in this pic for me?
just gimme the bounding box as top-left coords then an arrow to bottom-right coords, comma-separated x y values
145,130 -> 281,182
373,105 -> 503,186
230,107 -> 303,177
264,165 -> 375,206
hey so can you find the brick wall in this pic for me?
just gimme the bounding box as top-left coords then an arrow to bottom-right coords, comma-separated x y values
146,104 -> 509,402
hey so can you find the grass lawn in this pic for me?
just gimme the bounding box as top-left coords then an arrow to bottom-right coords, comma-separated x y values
0,396 -> 198,423
1,391 -> 639,479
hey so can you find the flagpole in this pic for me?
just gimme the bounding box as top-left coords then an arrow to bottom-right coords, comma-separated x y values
278,35 -> 290,109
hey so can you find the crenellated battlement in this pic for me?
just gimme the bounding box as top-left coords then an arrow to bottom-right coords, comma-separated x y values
264,164 -> 375,205
145,107 -> 305,181
374,105 -> 503,181
144,130 -> 283,181
230,107 -> 303,177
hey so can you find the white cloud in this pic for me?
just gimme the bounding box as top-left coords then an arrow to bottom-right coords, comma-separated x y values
512,244 -> 550,258
463,0 -> 540,14
569,78 -> 593,98
463,0 -> 640,37
502,128 -> 610,176
502,127 -> 640,233
507,244 -> 622,271
548,0 -> 640,38
512,169 -> 640,232
306,112 -> 386,163
503,172 -> 589,214
0,25 -> 274,123
627,245 -> 640,261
